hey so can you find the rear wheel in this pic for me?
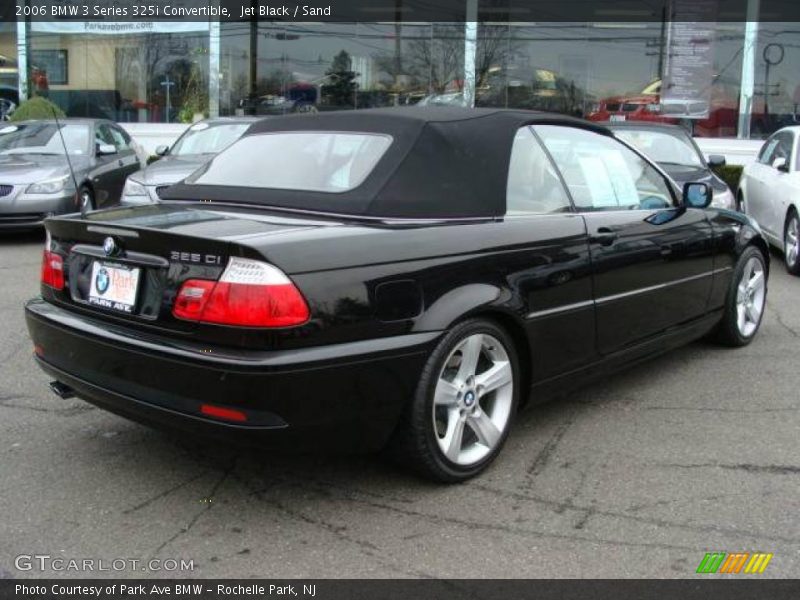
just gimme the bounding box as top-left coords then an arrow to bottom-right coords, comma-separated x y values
715,246 -> 767,346
784,210 -> 800,275
390,318 -> 519,482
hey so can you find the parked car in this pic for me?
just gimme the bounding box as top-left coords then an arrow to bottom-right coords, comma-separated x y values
738,126 -> 800,274
26,108 -> 768,482
0,118 -> 140,229
587,78 -> 765,138
606,122 -> 735,210
120,117 -> 260,205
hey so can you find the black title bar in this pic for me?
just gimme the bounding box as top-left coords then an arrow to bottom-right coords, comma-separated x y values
3,580 -> 800,600
4,0 -> 800,23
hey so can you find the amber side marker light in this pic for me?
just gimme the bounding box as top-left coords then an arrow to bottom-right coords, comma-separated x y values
200,403 -> 248,423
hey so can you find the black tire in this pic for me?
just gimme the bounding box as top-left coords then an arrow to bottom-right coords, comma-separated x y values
784,210 -> 800,276
714,245 -> 768,347
79,185 -> 95,212
388,318 -> 520,483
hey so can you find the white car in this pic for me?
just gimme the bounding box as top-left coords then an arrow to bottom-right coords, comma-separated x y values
739,126 -> 800,275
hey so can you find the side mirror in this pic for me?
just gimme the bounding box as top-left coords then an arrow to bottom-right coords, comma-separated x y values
772,156 -> 789,172
155,145 -> 169,156
683,182 -> 712,209
707,154 -> 726,168
97,143 -> 117,156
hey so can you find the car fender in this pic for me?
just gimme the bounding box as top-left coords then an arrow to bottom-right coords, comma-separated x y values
413,283 -> 508,332
734,214 -> 770,269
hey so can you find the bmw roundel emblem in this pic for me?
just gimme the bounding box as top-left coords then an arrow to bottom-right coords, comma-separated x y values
95,268 -> 110,295
103,237 -> 118,257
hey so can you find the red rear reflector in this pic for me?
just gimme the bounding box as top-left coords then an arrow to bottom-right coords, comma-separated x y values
172,258 -> 310,328
33,345 -> 44,357
200,403 -> 248,423
41,250 -> 64,290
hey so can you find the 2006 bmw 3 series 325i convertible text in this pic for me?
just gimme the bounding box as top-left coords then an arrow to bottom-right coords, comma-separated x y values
25,108 -> 769,482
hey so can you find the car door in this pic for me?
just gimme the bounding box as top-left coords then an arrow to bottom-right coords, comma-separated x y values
108,123 -> 141,182
90,122 -> 138,208
746,133 -> 784,232
505,127 -> 596,380
534,124 -> 714,355
760,130 -> 796,241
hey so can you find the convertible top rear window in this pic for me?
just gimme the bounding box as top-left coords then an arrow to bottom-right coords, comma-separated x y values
186,132 -> 393,193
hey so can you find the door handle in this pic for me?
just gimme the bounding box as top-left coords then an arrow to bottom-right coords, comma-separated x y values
118,160 -> 124,167
589,228 -> 618,246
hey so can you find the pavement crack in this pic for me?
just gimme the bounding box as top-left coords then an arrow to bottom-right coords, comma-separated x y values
659,462 -> 800,475
148,460 -> 234,559
291,479 -> 702,553
525,412 -> 577,480
123,471 -> 210,515
768,300 -> 800,337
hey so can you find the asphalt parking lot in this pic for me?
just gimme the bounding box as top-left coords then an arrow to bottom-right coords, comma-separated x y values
1,230 -> 798,579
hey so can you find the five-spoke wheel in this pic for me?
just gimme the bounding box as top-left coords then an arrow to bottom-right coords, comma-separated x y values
390,319 -> 519,482
432,333 -> 514,466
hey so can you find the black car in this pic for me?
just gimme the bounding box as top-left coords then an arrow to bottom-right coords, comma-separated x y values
0,118 -> 141,229
25,108 -> 769,482
606,121 -> 736,210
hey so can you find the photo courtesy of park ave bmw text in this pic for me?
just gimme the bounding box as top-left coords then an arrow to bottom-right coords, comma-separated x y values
1,0 -> 800,597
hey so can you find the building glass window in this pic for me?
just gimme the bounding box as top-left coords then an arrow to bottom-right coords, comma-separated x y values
0,23 -> 19,120
26,23 -> 209,123
219,22 -> 465,116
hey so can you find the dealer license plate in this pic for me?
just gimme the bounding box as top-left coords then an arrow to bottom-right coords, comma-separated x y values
88,261 -> 141,314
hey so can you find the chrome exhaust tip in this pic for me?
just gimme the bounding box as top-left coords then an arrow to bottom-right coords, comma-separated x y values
49,381 -> 75,400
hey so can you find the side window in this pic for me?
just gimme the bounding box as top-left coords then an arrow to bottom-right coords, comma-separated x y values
533,125 -> 675,212
506,127 -> 571,215
773,132 -> 793,167
108,125 -> 131,150
759,135 -> 781,165
94,124 -> 115,150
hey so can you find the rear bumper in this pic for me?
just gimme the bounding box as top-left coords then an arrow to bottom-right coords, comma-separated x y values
25,298 -> 438,451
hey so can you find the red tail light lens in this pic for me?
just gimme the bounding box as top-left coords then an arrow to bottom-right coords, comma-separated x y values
172,257 -> 310,327
41,249 -> 64,290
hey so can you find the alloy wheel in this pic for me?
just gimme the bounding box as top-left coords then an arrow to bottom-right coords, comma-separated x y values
785,215 -> 799,269
736,256 -> 766,337
432,333 -> 514,466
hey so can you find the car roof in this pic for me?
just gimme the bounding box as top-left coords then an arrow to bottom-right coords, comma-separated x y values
163,107 -> 615,219
198,116 -> 263,125
603,121 -> 691,134
248,106 -> 611,132
12,118 -> 108,126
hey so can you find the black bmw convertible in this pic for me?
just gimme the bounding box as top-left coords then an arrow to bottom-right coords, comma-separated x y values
26,108 -> 769,482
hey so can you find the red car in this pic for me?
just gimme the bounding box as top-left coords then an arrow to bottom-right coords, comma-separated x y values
587,79 -> 765,137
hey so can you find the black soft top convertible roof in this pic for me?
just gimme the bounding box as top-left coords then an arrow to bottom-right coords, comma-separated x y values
161,107 -> 612,219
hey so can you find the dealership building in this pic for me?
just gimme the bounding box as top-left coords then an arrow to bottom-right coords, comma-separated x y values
1,3 -> 798,157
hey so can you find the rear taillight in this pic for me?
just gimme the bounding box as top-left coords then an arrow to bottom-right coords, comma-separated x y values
41,247 -> 64,290
172,257 -> 310,327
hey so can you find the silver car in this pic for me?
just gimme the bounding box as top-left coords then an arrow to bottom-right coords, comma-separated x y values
120,117 -> 260,205
0,118 -> 140,229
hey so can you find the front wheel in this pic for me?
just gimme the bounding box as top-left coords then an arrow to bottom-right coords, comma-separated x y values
389,319 -> 520,482
714,246 -> 767,346
784,211 -> 800,275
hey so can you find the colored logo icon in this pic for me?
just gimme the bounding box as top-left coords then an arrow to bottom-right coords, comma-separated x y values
696,552 -> 773,574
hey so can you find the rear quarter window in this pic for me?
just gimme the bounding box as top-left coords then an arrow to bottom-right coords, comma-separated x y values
186,132 -> 393,193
